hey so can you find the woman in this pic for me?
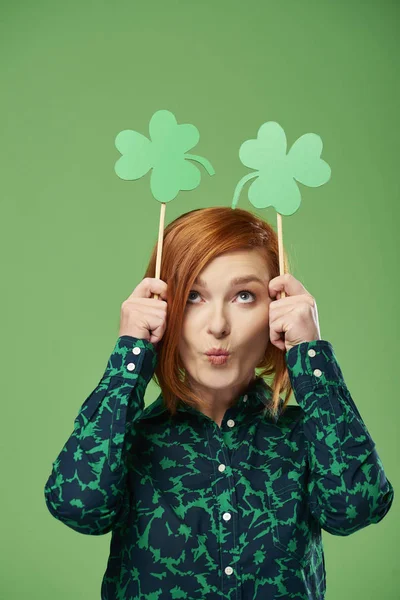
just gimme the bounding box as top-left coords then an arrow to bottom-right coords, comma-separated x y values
44,207 -> 394,599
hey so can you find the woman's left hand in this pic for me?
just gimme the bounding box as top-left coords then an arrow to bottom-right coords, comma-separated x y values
268,273 -> 321,352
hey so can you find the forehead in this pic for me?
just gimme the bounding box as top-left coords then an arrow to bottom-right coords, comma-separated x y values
194,249 -> 269,287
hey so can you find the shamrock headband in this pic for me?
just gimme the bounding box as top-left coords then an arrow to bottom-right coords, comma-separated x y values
114,109 -> 331,300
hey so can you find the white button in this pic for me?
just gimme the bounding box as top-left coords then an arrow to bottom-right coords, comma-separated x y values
218,464 -> 226,472
243,394 -> 248,403
308,349 -> 316,357
225,566 -> 233,575
223,512 -> 231,521
313,369 -> 322,377
227,419 -> 235,427
132,347 -> 141,355
127,362 -> 136,371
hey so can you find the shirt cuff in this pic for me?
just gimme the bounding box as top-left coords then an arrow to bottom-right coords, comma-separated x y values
285,339 -> 345,398
105,335 -> 158,386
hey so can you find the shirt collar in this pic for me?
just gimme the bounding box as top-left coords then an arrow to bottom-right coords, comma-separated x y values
140,376 -> 283,422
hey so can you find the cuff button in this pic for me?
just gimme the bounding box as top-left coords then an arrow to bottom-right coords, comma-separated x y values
308,349 -> 316,357
127,362 -> 136,371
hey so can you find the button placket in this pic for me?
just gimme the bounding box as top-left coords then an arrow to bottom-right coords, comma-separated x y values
216,418 -> 236,584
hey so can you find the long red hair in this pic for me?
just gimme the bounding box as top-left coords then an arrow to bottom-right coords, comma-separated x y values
143,206 -> 293,419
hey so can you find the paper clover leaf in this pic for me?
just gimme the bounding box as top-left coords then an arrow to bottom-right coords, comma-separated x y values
231,121 -> 331,215
115,109 -> 215,202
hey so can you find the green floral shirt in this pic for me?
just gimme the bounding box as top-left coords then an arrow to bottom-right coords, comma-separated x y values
44,336 -> 394,599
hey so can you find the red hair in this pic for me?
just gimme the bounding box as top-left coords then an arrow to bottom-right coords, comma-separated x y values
143,206 -> 293,419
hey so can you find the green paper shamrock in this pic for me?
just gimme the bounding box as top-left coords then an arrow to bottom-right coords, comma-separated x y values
231,121 -> 331,215
115,109 -> 215,202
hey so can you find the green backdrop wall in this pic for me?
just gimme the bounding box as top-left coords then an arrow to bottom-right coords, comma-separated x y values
1,0 -> 398,598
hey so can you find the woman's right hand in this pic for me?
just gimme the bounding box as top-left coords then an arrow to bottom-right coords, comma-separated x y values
119,278 -> 168,345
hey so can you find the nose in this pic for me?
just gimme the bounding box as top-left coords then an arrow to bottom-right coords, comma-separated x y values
206,304 -> 230,337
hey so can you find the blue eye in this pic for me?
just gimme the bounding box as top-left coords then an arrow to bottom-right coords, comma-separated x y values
187,291 -> 200,302
187,290 -> 256,304
238,290 -> 256,302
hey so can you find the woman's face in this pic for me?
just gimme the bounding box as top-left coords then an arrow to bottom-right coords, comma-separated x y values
178,249 -> 272,401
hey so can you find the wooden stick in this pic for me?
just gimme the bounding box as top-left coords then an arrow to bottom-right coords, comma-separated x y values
277,212 -> 286,299
152,202 -> 166,300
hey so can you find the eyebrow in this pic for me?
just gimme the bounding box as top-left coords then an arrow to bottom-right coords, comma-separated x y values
193,275 -> 266,288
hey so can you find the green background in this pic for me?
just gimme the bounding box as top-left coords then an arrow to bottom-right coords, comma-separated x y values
2,0 -> 398,598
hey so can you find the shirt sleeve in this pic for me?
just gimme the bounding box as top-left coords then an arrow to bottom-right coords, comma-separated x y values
285,339 -> 394,536
43,335 -> 157,536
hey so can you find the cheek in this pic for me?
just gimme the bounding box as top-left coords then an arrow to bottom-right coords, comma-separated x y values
180,313 -> 199,339
248,306 -> 269,331
178,323 -> 195,357
245,311 -> 270,347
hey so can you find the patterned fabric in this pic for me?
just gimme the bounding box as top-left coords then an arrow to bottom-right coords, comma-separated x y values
44,336 -> 394,599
